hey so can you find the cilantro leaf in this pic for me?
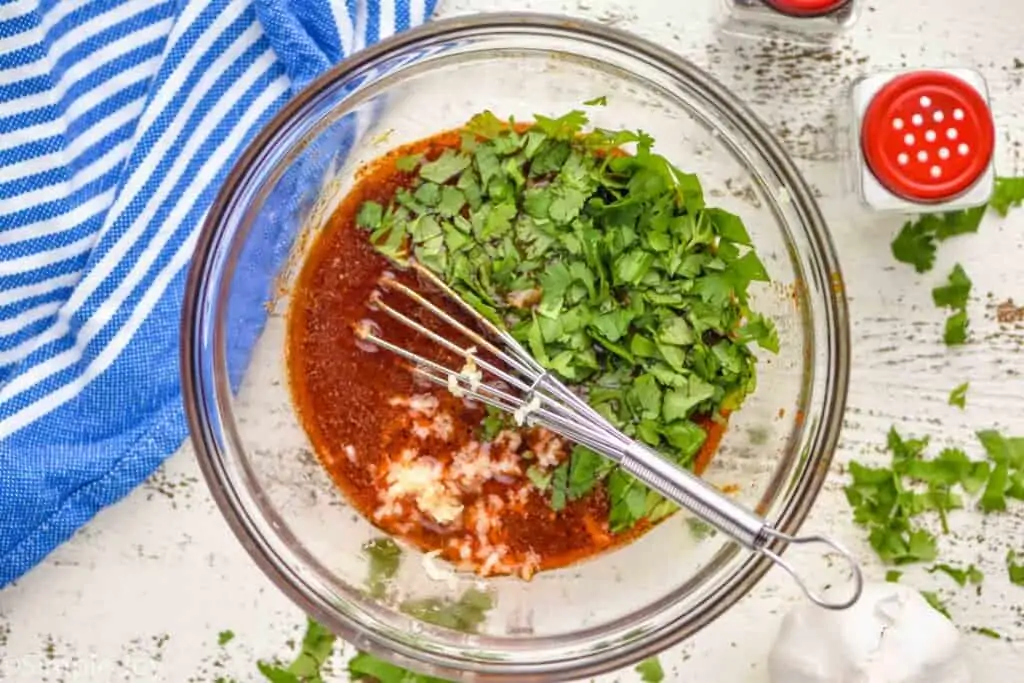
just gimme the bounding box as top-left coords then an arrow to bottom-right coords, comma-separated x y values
419,150 -> 471,183
356,201 -> 383,229
532,110 -> 588,140
258,618 -> 337,683
395,154 -> 423,172
932,264 -> 972,309
348,652 -> 451,682
944,310 -> 969,345
948,382 -> 968,409
218,630 -> 235,646
583,96 -> 608,106
891,219 -> 937,272
663,378 -> 716,422
933,206 -> 986,240
635,657 -> 665,683
891,210 -> 985,272
976,430 -> 1024,468
550,462 -> 570,511
465,110 -> 506,139
1008,550 -> 1024,586
920,590 -> 951,619
971,627 -> 1003,639
979,461 -> 1008,512
991,176 -> 1024,216
257,663 -> 300,683
928,563 -> 983,587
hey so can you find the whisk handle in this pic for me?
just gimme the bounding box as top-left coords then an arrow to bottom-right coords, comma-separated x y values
620,442 -> 767,549
619,441 -> 864,611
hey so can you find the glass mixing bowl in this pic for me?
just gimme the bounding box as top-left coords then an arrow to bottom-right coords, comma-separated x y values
181,12 -> 850,681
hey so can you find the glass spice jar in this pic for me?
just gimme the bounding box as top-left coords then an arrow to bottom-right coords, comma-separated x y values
719,0 -> 860,43
838,68 -> 996,213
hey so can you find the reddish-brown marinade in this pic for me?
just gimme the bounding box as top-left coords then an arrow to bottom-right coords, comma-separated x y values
286,130 -> 727,579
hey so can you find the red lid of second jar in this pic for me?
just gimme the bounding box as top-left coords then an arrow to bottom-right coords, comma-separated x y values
763,0 -> 850,17
861,71 -> 994,204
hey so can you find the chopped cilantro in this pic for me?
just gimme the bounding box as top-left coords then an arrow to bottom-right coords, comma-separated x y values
348,652 -> 451,682
363,538 -> 401,598
919,590 -> 951,619
258,618 -> 336,683
990,176 -> 1024,216
891,219 -> 938,273
395,154 -> 423,172
932,264 -> 972,309
218,630 -> 235,646
635,657 -> 665,682
970,626 -> 1003,640
976,429 -> 1024,468
356,201 -> 383,229
1007,550 -> 1024,586
846,427 -> 986,565
419,150 -> 471,184
928,563 -> 983,587
583,96 -> 608,106
885,570 -> 902,583
892,177 -> 1024,273
550,461 -> 570,511
948,382 -> 968,409
891,210 -> 985,273
944,310 -> 969,345
358,109 -> 775,531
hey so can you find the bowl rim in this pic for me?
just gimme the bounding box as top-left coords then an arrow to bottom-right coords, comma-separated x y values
181,11 -> 851,681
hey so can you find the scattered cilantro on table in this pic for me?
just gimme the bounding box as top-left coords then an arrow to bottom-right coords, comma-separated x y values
891,176 -> 1024,273
928,563 -> 983,589
943,309 -> 969,346
845,426 -> 1024,566
258,618 -> 337,683
1007,550 -> 1024,586
635,656 -> 665,682
891,177 -> 1024,345
989,176 -> 1024,216
932,264 -> 971,309
348,652 -> 452,683
218,629 -> 235,646
932,264 -> 972,346
919,590 -> 952,619
847,424 -> 1024,622
948,382 -> 969,409
969,626 -> 1004,640
357,107 -> 777,531
890,208 -> 985,273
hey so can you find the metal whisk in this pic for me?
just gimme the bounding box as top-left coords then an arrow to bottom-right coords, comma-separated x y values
357,262 -> 863,610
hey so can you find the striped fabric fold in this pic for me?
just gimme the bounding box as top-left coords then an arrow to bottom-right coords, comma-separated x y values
0,0 -> 436,587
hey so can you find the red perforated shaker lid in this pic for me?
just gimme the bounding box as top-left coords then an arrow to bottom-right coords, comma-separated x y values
861,71 -> 994,203
763,0 -> 850,17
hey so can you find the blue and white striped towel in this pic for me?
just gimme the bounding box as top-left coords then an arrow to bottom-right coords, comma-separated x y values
0,0 -> 437,587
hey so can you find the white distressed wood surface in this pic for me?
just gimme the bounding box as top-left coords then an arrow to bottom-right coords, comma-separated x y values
2,0 -> 1023,680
